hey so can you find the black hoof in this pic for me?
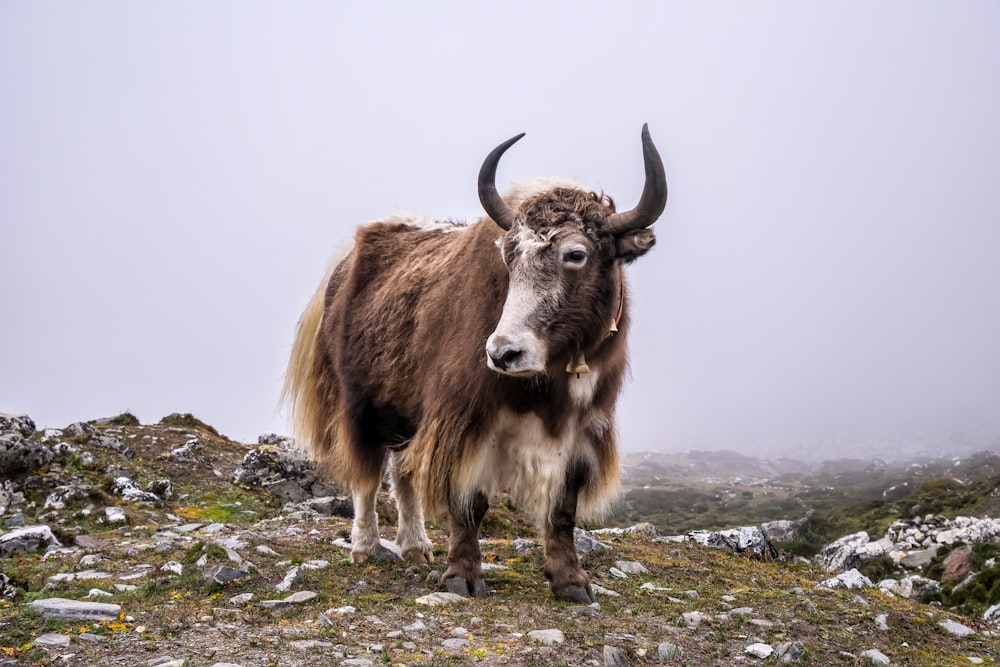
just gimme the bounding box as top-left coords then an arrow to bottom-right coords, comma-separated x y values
554,583 -> 594,604
444,575 -> 487,598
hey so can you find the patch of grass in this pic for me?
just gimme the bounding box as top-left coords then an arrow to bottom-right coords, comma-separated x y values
158,412 -> 220,437
108,412 -> 140,426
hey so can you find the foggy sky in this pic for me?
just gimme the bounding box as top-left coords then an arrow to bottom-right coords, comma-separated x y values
2,2 -> 999,459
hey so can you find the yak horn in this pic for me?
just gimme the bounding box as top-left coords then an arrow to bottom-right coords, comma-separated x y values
606,123 -> 668,234
478,133 -> 525,231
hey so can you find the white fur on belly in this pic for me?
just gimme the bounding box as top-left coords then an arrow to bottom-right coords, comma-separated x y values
452,409 -> 595,528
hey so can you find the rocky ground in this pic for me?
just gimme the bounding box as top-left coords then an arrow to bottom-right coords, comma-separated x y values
1,413 -> 998,666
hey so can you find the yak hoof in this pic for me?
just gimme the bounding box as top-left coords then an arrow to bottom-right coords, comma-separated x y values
403,547 -> 433,565
554,583 -> 595,604
445,575 -> 487,598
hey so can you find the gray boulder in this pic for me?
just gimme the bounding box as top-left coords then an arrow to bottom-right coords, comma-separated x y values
0,413 -> 36,438
232,440 -> 339,502
815,531 -> 870,572
109,477 -> 160,503
0,525 -> 62,556
0,432 -> 54,475
89,433 -> 134,458
27,597 -> 121,621
688,526 -> 777,559
760,519 -> 802,543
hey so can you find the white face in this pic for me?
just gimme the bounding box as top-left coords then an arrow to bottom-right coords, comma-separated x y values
485,226 -> 594,377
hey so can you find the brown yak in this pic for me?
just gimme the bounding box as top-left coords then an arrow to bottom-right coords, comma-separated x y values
284,125 -> 667,602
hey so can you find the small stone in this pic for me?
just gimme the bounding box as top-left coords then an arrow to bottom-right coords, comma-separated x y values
27,597 -> 121,621
875,614 -> 889,631
592,584 -> 621,597
862,648 -> 891,665
403,620 -> 426,633
603,645 -> 630,666
450,627 -> 468,636
609,567 -> 628,580
212,566 -> 249,585
442,638 -> 470,650
817,568 -> 873,590
255,545 -> 280,556
574,528 -> 610,555
682,611 -> 706,628
939,619 -> 974,637
745,643 -> 774,659
328,605 -> 356,615
775,641 -> 805,662
415,592 -> 467,606
615,560 -> 649,575
511,538 -> 538,552
162,561 -> 183,575
229,593 -> 254,606
657,641 -> 682,661
289,640 -> 333,650
260,590 -> 317,608
527,628 -> 565,645
34,632 -> 71,648
105,506 -> 128,523
276,565 -> 304,592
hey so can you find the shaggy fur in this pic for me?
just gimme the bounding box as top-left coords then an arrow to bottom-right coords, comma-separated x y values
284,177 -> 659,601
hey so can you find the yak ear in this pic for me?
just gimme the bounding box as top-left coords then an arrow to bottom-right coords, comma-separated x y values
616,229 -> 656,263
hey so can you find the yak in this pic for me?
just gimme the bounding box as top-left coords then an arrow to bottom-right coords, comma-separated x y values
284,124 -> 667,603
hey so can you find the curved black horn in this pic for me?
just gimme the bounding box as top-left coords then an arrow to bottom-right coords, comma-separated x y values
606,123 -> 668,233
478,133 -> 525,231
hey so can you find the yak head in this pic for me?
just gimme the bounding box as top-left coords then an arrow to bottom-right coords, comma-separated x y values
479,124 -> 668,377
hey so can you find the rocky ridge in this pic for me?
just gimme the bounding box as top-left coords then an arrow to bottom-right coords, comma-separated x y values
1,412 -> 998,666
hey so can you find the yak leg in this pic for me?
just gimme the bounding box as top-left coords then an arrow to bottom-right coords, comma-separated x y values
442,491 -> 488,598
543,464 -> 594,603
349,476 -> 382,564
389,454 -> 433,564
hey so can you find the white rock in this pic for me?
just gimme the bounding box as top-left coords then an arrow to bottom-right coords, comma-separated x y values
162,561 -> 183,575
862,648 -> 891,664
105,506 -> 127,523
28,597 -> 121,621
614,560 -> 648,575
939,619 -> 974,637
593,584 -> 622,597
403,620 -> 426,633
817,568 -> 873,590
875,614 -> 889,631
34,632 -> 72,648
682,611 -> 706,628
745,643 -> 773,659
527,628 -> 565,645
415,592 -> 467,607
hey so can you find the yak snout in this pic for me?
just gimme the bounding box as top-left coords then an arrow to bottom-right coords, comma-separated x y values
485,331 -> 545,376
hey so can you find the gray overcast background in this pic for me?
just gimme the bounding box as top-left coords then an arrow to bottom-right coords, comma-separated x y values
2,2 -> 999,460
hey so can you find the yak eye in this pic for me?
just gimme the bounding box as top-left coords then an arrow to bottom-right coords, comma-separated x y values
562,247 -> 588,266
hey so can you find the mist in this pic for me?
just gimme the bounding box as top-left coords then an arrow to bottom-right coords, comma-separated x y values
2,2 -> 998,461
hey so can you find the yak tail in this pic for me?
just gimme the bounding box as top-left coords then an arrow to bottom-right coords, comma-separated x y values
282,243 -> 379,490
281,265 -> 333,463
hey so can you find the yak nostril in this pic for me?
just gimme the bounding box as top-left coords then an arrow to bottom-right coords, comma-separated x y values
500,349 -> 522,367
487,337 -> 524,371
